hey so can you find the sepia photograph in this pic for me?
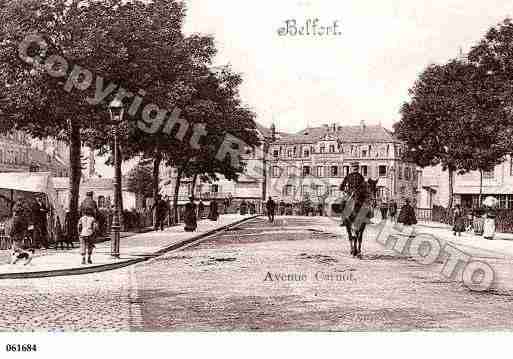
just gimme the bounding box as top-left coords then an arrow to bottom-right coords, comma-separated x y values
1,0 -> 513,357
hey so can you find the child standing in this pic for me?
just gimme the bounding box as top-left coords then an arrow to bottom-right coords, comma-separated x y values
77,208 -> 98,265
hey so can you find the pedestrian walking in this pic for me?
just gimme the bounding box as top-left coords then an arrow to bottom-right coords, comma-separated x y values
317,203 -> 324,216
198,200 -> 205,219
9,206 -> 32,265
208,199 -> 219,221
389,200 -> 397,222
240,200 -> 248,215
266,197 -> 276,223
380,201 -> 388,222
33,196 -> 49,249
483,206 -> 496,240
80,191 -> 98,218
184,197 -> 197,232
452,204 -> 465,237
397,198 -> 417,237
152,195 -> 169,231
279,200 -> 286,215
77,207 -> 98,265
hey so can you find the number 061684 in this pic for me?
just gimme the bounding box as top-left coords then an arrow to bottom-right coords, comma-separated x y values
5,344 -> 37,352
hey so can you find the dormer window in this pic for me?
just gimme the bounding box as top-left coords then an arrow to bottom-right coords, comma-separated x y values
320,145 -> 325,154
329,144 -> 335,153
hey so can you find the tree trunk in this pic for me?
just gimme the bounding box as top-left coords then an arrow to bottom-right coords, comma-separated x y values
448,167 -> 454,209
191,173 -> 198,200
479,169 -> 483,207
152,152 -> 162,226
172,169 -> 183,224
68,120 -> 81,242
152,152 -> 161,201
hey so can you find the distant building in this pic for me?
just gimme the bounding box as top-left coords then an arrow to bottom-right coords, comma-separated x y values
419,156 -> 513,209
54,176 -> 136,211
0,131 -> 69,176
159,121 -> 419,207
160,123 -> 273,203
267,122 -> 418,205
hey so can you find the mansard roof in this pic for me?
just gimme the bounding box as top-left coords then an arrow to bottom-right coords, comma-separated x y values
273,124 -> 400,145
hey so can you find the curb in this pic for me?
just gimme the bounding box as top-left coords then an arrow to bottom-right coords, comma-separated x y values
0,216 -> 259,280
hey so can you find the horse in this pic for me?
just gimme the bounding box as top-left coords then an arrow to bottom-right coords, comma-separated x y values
340,178 -> 378,259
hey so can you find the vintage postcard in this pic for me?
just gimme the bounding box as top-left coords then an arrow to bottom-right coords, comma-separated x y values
1,0 -> 513,357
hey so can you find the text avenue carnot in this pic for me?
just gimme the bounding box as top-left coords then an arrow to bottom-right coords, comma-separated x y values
264,271 -> 355,282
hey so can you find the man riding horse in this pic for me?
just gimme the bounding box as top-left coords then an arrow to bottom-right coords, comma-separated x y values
339,163 -> 377,259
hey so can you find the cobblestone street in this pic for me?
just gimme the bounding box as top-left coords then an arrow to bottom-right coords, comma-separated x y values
2,216 -> 513,331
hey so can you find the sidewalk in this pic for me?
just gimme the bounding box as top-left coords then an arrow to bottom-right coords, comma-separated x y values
0,214 -> 257,279
315,216 -> 513,259
415,221 -> 513,258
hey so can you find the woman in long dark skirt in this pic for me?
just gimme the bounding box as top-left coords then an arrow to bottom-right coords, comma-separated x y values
397,199 -> 417,237
208,199 -> 219,221
184,197 -> 197,232
453,204 -> 465,236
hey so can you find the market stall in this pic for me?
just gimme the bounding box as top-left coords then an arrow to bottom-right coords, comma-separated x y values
0,172 -> 65,249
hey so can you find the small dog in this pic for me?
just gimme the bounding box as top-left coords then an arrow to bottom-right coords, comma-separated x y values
10,248 -> 35,265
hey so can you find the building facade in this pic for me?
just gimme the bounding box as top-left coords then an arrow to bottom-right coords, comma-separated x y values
159,123 -> 272,203
419,156 -> 513,209
267,122 -> 419,205
0,131 -> 69,176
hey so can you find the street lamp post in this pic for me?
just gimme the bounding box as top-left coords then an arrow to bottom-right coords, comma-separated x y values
109,98 -> 124,258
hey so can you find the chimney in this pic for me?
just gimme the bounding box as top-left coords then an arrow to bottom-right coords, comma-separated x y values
323,124 -> 329,131
360,120 -> 366,131
331,123 -> 337,132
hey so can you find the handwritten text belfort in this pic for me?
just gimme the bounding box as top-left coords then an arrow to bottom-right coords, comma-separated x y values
277,19 -> 342,37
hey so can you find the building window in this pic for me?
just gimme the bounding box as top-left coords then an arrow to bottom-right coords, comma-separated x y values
302,185 -> 310,195
379,165 -> 387,177
272,166 -> 281,177
330,185 -> 338,196
329,144 -> 335,153
293,147 -> 297,157
273,150 -> 279,158
508,194 -> 513,209
211,184 -> 219,193
398,166 -> 403,180
283,185 -> 294,196
483,170 -> 494,179
316,185 -> 324,196
320,145 -> 325,153
343,166 -> 350,177
362,149 -> 367,158
304,149 -> 310,157
331,166 -> 338,177
316,166 -> 323,177
405,167 -> 411,181
500,195 -> 507,209
303,166 -> 311,176
360,165 -> 368,177
98,196 -> 106,208
287,148 -> 293,157
287,166 -> 297,177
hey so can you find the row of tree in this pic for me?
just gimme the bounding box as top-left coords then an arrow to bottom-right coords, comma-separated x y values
0,0 -> 260,232
395,18 -> 513,208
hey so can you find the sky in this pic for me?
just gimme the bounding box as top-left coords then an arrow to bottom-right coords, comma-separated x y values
96,0 -> 513,177
183,0 -> 513,133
